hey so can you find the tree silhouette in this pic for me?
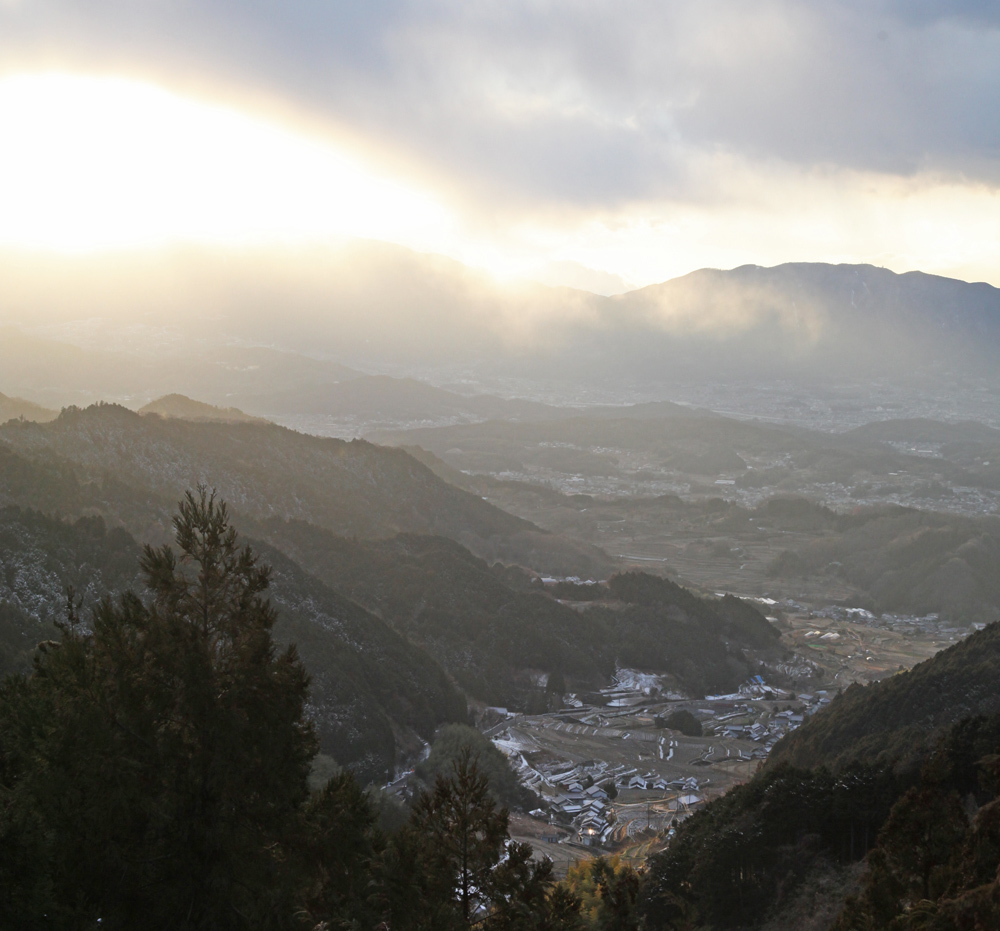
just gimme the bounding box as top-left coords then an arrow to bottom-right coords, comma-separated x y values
0,488 -> 316,929
411,747 -> 508,926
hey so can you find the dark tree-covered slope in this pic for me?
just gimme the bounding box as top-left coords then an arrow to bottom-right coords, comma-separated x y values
251,519 -> 783,705
0,506 -> 465,782
639,610 -> 1000,928
250,520 -> 608,704
0,404 -> 528,540
641,713 -> 1000,931
0,404 -> 611,576
768,622 -> 1000,772
0,507 -> 142,675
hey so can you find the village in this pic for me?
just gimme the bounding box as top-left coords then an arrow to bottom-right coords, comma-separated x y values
373,590 -> 972,876
488,593 -> 978,873
485,669 -> 837,873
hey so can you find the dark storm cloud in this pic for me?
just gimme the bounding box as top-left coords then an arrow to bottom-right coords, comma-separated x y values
882,0 -> 1000,28
2,1 -> 998,208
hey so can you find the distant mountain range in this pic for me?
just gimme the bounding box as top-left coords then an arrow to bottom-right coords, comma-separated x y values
0,391 -> 57,423
608,261 -> 1000,379
2,246 -> 998,409
242,375 -> 562,424
0,327 -> 358,410
138,393 -> 267,423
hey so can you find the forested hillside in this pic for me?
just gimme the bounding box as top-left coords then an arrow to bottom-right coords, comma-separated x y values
4,403 -> 1000,929
769,621 -> 1000,771
766,504 -> 1000,626
0,403 -> 610,575
640,620 -> 1000,929
0,505 -> 465,781
641,712 -> 1000,929
0,492 -> 579,929
0,391 -> 57,423
0,507 -> 142,675
0,406 -> 784,775
251,520 -> 784,704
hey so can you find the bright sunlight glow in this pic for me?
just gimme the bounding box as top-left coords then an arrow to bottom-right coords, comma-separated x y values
0,73 -> 451,251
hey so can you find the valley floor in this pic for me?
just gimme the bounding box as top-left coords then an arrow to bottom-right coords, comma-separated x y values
492,612 -> 971,875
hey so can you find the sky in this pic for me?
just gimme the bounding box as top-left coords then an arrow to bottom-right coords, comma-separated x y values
1,1 -> 999,291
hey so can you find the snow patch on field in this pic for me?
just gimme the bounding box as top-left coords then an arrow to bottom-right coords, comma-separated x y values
610,668 -> 662,692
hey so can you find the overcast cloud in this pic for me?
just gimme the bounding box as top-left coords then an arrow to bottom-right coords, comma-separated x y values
1,1 -> 997,209
0,1 -> 998,287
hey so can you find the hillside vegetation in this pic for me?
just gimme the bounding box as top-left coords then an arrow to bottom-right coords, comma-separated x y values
253,520 -> 783,704
0,491 -> 576,929
640,618 -> 1000,929
769,621 -> 1000,772
0,403 -> 610,576
0,392 -> 58,424
766,505 -> 1000,625
138,393 -> 268,424
0,505 -> 465,782
0,408 -> 783,770
405,441 -> 1000,627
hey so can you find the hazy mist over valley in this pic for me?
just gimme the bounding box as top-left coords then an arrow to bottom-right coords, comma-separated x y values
2,3 -> 1000,929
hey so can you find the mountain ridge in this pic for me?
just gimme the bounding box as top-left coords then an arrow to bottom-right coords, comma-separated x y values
0,403 -> 613,577
4,248 -> 999,394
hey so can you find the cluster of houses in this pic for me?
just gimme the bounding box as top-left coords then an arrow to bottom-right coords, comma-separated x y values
709,691 -> 831,753
530,760 -> 619,845
486,672 -> 837,851
801,602 -> 974,642
515,755 -> 711,847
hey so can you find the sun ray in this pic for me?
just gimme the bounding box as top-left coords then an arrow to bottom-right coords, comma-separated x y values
0,72 -> 450,252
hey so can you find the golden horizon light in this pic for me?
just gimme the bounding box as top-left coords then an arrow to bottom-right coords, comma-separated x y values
0,72 -> 452,253
0,71 -> 998,291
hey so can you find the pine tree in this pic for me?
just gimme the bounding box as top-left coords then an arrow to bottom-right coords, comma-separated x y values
298,770 -> 384,928
399,747 -> 582,930
410,747 -> 508,927
0,488 -> 316,930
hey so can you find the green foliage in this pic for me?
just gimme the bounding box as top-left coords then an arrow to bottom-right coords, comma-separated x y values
560,856 -> 641,930
0,488 -> 316,929
640,763 -> 900,929
412,748 -> 511,926
387,749 -> 579,930
0,506 -> 143,678
297,771 -> 385,929
2,408 -> 783,720
832,730 -> 1000,930
258,537 -> 468,782
608,573 -> 779,650
254,521 -> 610,705
757,496 -> 838,530
548,669 -> 567,695
765,506 -> 1000,626
0,402 -> 564,564
417,724 -> 530,810
598,572 -> 780,696
642,714 -> 1000,930
0,500 -> 467,784
771,622 -> 1000,772
550,580 -> 607,601
0,491 -> 582,930
657,710 -> 703,737
257,522 -> 780,705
